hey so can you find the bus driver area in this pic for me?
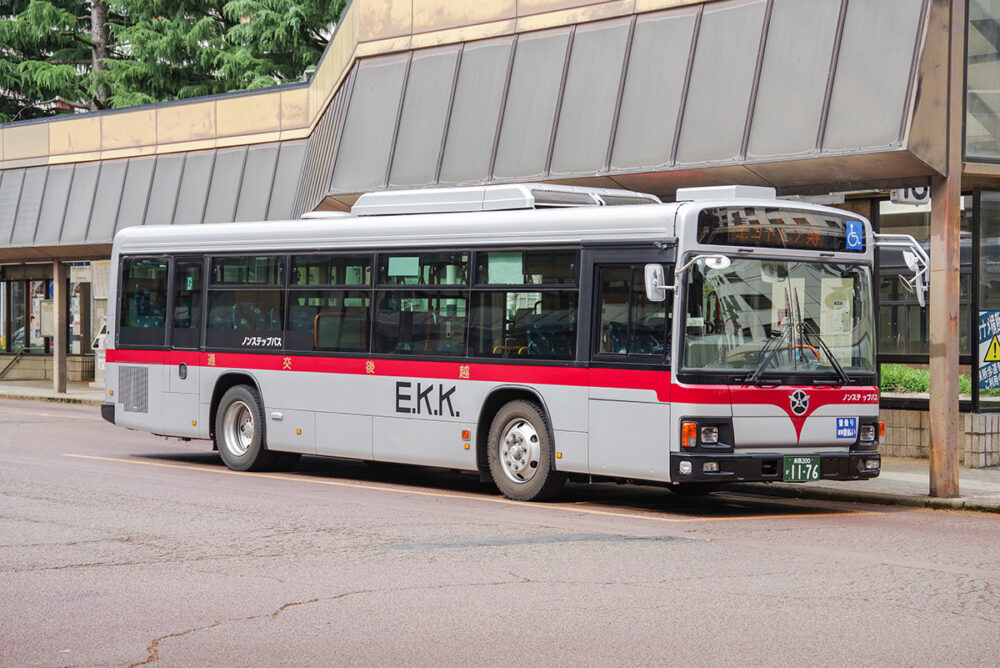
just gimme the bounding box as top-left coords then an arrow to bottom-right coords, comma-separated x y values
101,183 -> 924,502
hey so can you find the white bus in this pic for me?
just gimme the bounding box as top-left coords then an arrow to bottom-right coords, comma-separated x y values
101,184 -> 926,500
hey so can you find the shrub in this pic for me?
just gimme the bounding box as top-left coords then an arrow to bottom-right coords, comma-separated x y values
879,364 -> 973,394
880,364 -> 929,393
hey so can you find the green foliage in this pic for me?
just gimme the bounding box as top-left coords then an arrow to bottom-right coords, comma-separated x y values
880,364 -> 975,395
0,0 -> 346,123
880,364 -> 930,393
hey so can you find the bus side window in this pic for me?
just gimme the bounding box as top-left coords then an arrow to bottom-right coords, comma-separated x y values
118,257 -> 168,347
596,265 -> 670,361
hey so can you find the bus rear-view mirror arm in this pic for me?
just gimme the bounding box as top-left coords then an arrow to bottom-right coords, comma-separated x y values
644,255 -> 731,303
875,233 -> 928,307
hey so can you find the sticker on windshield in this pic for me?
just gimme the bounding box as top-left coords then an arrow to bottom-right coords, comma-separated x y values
836,417 -> 858,439
845,220 -> 864,251
687,316 -> 705,327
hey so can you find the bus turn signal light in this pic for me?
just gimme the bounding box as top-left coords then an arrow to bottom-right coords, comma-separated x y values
879,422 -> 885,436
681,422 -> 697,448
462,429 -> 470,441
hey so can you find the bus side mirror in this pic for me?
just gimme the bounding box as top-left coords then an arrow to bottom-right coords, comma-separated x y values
644,264 -> 669,302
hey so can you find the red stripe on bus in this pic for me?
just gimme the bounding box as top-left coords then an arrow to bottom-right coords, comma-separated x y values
105,348 -> 877,413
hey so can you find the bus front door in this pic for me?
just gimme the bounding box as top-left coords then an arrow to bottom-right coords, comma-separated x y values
587,257 -> 673,482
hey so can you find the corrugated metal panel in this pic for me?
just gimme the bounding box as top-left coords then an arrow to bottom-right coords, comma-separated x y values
493,28 -> 572,180
268,140 -> 307,220
747,0 -> 841,158
11,166 -> 46,245
86,159 -> 128,242
144,154 -> 185,226
292,71 -> 352,216
0,169 -> 24,244
610,9 -> 698,171
823,0 -> 922,151
235,143 -> 280,222
438,37 -> 513,184
388,45 -> 460,187
172,150 -> 215,225
330,53 -> 409,193
115,156 -> 156,234
34,164 -> 73,245
675,0 -> 767,165
60,163 -> 100,243
203,147 -> 247,223
549,18 -> 631,176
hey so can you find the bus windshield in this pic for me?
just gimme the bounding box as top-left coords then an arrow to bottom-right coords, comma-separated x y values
681,257 -> 875,376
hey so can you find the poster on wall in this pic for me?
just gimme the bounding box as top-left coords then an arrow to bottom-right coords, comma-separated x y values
91,261 -> 111,300
979,310 -> 1000,390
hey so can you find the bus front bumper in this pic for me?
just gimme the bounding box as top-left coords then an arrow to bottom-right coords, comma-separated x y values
670,451 -> 880,483
101,402 -> 115,425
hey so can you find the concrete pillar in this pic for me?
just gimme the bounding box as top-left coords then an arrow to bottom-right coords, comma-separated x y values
928,0 -> 965,498
52,261 -> 67,394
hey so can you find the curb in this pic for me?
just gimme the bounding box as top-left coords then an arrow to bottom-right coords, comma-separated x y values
0,393 -> 103,406
730,482 -> 1000,514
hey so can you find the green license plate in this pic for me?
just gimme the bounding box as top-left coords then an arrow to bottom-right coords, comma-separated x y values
782,456 -> 821,482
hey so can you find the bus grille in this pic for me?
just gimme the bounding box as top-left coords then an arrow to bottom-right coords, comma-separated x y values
118,365 -> 149,414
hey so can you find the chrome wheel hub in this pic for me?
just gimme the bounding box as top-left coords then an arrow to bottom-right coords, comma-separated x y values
499,418 -> 540,484
222,400 -> 254,457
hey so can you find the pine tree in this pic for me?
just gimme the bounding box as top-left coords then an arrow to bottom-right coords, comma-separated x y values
0,0 -> 346,123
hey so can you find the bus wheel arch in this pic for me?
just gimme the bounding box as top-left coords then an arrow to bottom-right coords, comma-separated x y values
476,387 -> 550,473
209,373 -> 264,445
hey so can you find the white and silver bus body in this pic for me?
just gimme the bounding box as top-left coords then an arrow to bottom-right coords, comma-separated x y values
102,185 -> 884,495
104,202 -> 680,483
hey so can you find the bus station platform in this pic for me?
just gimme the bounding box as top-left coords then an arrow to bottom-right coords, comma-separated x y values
1,379 -> 997,513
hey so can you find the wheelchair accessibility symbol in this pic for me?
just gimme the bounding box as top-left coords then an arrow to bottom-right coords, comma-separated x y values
845,220 -> 864,251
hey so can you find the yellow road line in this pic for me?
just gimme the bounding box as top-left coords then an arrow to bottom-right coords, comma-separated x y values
64,454 -> 874,524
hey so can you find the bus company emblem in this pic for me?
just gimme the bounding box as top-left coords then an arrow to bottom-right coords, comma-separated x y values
789,390 -> 810,416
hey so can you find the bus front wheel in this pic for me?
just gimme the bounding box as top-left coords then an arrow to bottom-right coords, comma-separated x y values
487,400 -> 566,502
215,385 -> 279,472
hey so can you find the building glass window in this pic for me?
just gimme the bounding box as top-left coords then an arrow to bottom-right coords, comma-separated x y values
877,200 -> 972,360
967,1 -> 1000,160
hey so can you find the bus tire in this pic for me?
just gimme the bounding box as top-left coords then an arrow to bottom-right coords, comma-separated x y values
487,400 -> 566,502
215,385 -> 277,472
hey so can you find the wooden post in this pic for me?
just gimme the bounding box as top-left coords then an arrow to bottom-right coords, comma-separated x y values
52,261 -> 67,394
928,0 -> 964,498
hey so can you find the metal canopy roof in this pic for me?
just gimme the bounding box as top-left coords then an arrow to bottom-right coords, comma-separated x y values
0,0 -> 950,261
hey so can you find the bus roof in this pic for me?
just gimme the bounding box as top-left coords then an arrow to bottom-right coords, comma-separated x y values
112,201 -> 683,256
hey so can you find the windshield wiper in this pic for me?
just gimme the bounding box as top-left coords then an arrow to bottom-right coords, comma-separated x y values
790,289 -> 850,386
746,324 -> 791,386
800,320 -> 850,386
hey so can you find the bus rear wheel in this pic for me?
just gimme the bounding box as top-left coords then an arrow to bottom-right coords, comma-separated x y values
487,400 -> 565,501
215,385 -> 278,472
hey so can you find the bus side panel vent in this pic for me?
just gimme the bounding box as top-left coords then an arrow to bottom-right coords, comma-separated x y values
118,365 -> 149,414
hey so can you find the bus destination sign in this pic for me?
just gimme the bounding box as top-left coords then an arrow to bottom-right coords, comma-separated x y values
697,207 -> 866,253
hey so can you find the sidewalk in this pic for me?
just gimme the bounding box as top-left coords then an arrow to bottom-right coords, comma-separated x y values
0,379 -> 105,405
0,380 -> 997,513
733,457 -> 1000,514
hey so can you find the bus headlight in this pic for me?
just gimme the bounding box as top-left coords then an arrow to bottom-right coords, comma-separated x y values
700,426 -> 719,444
859,425 -> 876,443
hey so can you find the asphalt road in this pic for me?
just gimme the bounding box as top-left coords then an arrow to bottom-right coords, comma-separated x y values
1,398 -> 999,667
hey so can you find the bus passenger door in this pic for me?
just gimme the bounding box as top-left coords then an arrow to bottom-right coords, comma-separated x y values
587,260 -> 673,482
164,258 -> 203,438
